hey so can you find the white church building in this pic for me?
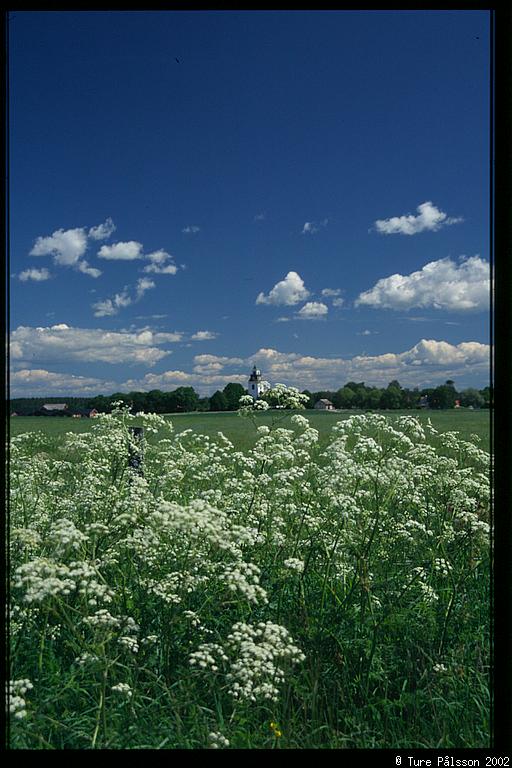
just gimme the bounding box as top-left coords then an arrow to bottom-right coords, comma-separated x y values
248,365 -> 270,400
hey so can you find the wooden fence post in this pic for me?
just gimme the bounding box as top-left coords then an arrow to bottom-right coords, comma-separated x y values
128,426 -> 144,476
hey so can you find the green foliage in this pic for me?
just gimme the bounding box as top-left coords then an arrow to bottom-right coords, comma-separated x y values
222,383 -> 246,411
210,390 -> 229,411
9,405 -> 490,749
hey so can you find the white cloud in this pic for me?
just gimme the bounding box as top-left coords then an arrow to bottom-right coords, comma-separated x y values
256,271 -> 310,306
30,227 -> 88,266
182,225 -> 200,234
92,290 -> 132,317
10,336 -> 490,397
373,201 -> 463,236
191,331 -> 218,341
18,267 -> 51,282
143,263 -> 178,275
77,260 -> 102,278
321,288 -> 341,297
356,256 -> 489,312
249,339 -> 489,390
332,298 -> 345,307
121,370 -> 247,394
297,301 -> 328,319
254,213 -> 266,221
92,277 -> 156,317
302,219 -> 328,235
10,368 -> 116,396
88,217 -> 116,240
142,249 -> 178,275
97,241 -> 143,260
10,324 -> 182,366
135,277 -> 156,300
194,354 -> 244,366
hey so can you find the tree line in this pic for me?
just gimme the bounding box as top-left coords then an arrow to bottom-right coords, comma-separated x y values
10,379 -> 490,416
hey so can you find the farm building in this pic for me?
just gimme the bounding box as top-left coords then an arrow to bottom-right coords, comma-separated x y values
72,408 -> 99,419
314,399 -> 335,411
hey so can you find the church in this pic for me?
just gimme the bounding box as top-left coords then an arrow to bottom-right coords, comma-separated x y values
248,366 -> 270,400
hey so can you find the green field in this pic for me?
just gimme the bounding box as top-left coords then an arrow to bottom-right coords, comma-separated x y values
9,408 -> 491,452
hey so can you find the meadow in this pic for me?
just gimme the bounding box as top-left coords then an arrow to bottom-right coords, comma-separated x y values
8,392 -> 491,749
9,407 -> 491,452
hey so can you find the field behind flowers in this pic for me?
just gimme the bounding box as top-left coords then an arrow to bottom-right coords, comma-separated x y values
8,400 -> 491,749
9,407 -> 491,452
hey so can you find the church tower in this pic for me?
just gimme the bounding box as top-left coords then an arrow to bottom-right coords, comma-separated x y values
248,365 -> 263,400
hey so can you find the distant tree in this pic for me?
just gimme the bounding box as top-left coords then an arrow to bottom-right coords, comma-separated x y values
210,390 -> 228,411
146,390 -> 166,413
301,390 -> 315,409
333,386 -> 356,409
365,388 -> 382,410
196,397 -> 211,412
430,384 -> 456,410
345,382 -> 365,391
88,395 -> 111,413
127,391 -> 148,413
168,387 -> 199,412
402,387 -> 421,409
380,386 -> 402,410
459,388 -> 485,408
223,383 -> 246,410
480,386 -> 492,408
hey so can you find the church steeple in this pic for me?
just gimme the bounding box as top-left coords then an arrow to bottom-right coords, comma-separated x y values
248,365 -> 262,398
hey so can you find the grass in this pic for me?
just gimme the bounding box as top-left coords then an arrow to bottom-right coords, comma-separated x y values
9,408 -> 491,453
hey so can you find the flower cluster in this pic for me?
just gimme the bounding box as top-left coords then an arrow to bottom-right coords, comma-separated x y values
8,404 -> 490,749
8,679 -> 33,720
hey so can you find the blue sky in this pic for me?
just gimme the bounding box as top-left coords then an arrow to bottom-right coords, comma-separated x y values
9,10 -> 491,397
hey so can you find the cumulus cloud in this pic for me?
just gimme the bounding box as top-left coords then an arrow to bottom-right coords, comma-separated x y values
249,339 -> 489,390
373,201 -> 463,236
332,298 -> 345,307
256,271 -> 310,306
191,331 -> 219,341
356,256 -> 489,312
321,288 -> 341,297
10,324 -> 182,366
97,241 -> 143,260
10,368 -> 115,396
18,268 -> 51,282
297,301 -> 328,319
10,336 -> 489,397
182,225 -> 200,234
142,250 -> 178,275
30,227 -> 88,266
88,217 -> 116,240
